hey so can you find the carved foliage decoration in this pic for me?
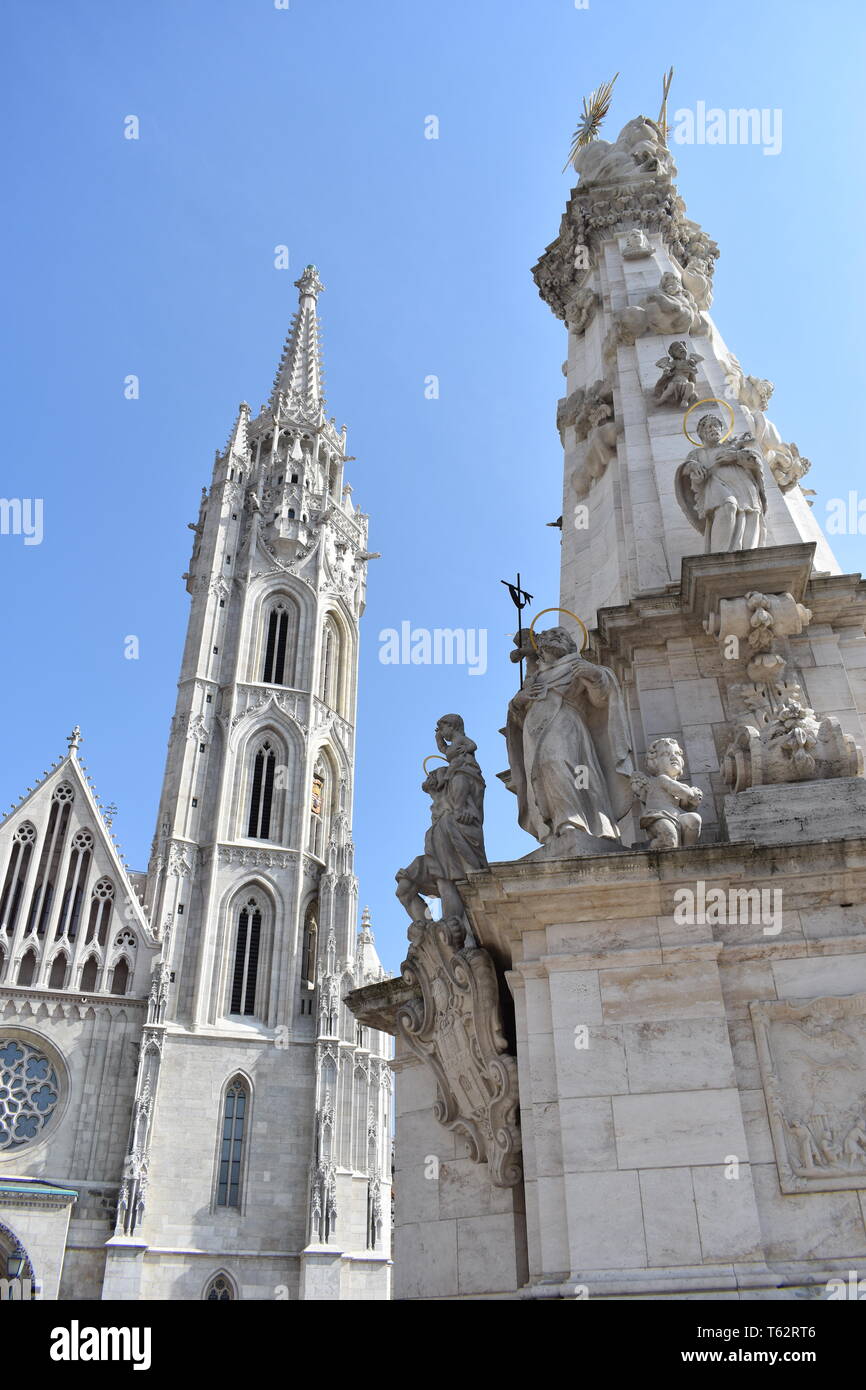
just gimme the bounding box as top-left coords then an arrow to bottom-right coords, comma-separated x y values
751,993 -> 866,1193
396,919 -> 521,1187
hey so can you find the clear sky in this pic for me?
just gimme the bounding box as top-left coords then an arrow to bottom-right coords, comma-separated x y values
2,0 -> 865,974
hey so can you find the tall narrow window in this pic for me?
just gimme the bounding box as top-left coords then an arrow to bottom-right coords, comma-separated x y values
111,958 -> 130,996
261,602 -> 291,685
24,786 -> 74,938
309,759 -> 329,860
217,1078 -> 248,1208
56,830 -> 93,941
0,822 -> 36,933
319,619 -> 338,708
80,956 -> 99,992
48,953 -> 68,990
16,949 -> 37,986
230,898 -> 262,1016
301,901 -> 318,987
246,742 -> 276,839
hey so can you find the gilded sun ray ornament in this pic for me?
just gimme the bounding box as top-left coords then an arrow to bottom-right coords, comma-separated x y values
562,72 -> 619,172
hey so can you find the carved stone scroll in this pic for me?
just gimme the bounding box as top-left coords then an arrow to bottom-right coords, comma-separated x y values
396,918 -> 522,1187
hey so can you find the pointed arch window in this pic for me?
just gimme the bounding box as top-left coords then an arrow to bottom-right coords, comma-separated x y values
230,898 -> 262,1016
261,600 -> 295,686
319,618 -> 340,709
216,1078 -> 249,1208
16,949 -> 37,987
86,878 -> 114,947
246,741 -> 276,840
79,956 -> 99,992
0,822 -> 36,934
301,900 -> 318,988
56,830 -> 93,941
111,958 -> 130,996
309,759 -> 331,860
24,785 -> 74,938
204,1271 -> 236,1301
48,953 -> 69,990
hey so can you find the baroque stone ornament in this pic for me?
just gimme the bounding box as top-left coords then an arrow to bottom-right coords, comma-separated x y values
614,269 -> 704,346
620,227 -> 652,259
631,737 -> 702,849
558,378 -> 619,499
675,414 -> 768,552
723,697 -> 863,792
501,626 -> 634,856
751,994 -> 866,1192
396,916 -> 522,1188
725,359 -> 812,492
395,715 -> 487,926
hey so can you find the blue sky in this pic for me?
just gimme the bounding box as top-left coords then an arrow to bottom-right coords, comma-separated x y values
2,0 -> 865,974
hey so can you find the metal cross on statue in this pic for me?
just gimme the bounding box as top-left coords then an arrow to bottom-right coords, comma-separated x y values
500,573 -> 533,685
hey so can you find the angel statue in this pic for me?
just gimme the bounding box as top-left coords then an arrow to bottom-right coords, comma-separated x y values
501,627 -> 634,855
395,715 -> 487,925
653,341 -> 703,408
675,413 -> 768,553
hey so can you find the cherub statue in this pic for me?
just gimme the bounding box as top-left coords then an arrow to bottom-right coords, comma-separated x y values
653,341 -> 703,408
675,413 -> 768,552
631,737 -> 702,849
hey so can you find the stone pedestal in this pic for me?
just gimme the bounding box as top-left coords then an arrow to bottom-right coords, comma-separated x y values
723,778 -> 866,845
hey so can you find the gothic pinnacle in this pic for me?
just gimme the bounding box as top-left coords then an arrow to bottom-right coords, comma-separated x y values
269,264 -> 326,413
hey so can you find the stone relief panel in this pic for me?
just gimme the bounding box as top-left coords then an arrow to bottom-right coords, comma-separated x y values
751,994 -> 866,1193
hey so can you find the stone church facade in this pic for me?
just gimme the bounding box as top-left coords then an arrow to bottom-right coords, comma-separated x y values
0,267 -> 392,1301
349,105 -> 866,1299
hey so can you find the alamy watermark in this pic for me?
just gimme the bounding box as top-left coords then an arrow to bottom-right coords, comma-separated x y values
673,881 -> 783,936
672,103 -> 782,156
0,498 -> 43,546
379,623 -> 487,676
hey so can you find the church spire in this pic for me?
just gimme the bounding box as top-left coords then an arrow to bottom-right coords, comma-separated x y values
269,265 -> 326,414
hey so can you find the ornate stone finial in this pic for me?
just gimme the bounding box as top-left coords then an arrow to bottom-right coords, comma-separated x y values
294,264 -> 325,299
67,725 -> 82,754
359,906 -> 375,943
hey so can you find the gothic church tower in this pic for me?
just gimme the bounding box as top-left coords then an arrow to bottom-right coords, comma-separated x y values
111,265 -> 392,1301
0,267 -> 390,1301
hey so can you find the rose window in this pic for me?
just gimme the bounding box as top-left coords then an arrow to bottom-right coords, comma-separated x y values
0,1040 -> 61,1150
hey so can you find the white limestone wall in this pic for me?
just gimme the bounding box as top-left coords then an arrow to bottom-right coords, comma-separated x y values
390,1050 -> 527,1300
472,837 -> 866,1297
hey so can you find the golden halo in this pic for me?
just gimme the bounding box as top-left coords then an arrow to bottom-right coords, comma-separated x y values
422,754 -> 448,776
683,397 -> 735,446
528,607 -> 589,653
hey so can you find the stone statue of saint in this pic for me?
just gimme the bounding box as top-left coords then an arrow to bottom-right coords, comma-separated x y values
395,715 -> 487,924
502,628 -> 634,853
675,413 -> 768,552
